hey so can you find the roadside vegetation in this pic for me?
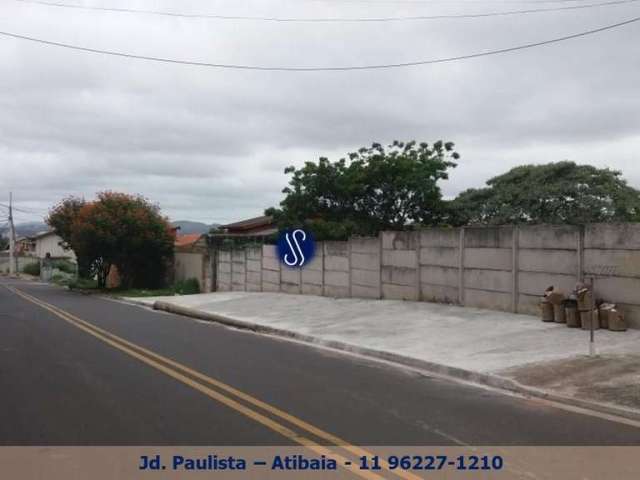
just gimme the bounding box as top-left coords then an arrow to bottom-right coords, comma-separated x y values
267,141 -> 640,240
47,191 -> 174,289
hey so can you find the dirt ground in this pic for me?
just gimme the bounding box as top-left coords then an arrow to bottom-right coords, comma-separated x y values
501,354 -> 640,410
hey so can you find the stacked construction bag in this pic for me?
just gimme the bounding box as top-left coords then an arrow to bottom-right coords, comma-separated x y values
540,284 -> 627,331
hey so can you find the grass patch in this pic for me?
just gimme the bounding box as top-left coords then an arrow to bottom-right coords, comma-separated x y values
111,287 -> 176,298
67,278 -> 100,290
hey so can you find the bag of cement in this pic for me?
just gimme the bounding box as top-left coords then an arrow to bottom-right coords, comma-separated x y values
608,309 -> 627,331
581,308 -> 600,331
575,284 -> 593,312
553,304 -> 566,323
539,297 -> 554,322
598,303 -> 616,329
565,302 -> 580,328
545,289 -> 566,323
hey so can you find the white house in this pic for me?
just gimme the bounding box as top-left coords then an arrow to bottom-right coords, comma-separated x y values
32,231 -> 76,261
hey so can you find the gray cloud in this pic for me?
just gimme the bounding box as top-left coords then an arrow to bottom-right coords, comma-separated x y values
1,0 -> 639,224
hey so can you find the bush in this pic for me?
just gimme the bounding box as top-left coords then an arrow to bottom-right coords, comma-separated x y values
175,278 -> 200,295
22,262 -> 40,276
67,277 -> 99,290
51,260 -> 76,274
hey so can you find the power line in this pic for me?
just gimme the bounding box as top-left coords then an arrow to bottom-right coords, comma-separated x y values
1,14 -> 639,71
15,0 -> 640,22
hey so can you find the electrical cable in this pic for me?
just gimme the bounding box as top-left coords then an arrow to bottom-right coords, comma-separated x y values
1,14 -> 638,71
14,0 -> 640,23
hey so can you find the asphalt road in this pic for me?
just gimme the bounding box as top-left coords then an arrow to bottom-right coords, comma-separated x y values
1,277 -> 639,446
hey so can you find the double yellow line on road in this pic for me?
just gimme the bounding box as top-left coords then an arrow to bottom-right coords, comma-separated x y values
5,286 -> 422,480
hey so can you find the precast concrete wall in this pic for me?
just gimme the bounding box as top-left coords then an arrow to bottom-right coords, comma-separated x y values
349,237 -> 381,299
246,247 -> 262,292
419,228 -> 460,304
261,245 -> 280,293
323,241 -> 350,298
381,232 -> 419,301
216,250 -> 232,291
174,252 -> 206,290
211,223 -> 640,328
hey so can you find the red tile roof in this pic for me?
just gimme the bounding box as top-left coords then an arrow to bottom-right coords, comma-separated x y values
174,233 -> 202,248
220,215 -> 274,232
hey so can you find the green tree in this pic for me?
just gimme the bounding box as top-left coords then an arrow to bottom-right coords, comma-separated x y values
267,140 -> 460,239
47,196 -> 90,275
48,192 -> 175,288
0,236 -> 8,251
448,161 -> 640,225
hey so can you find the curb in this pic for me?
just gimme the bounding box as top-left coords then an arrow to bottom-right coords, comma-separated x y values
152,300 -> 640,424
106,296 -> 156,308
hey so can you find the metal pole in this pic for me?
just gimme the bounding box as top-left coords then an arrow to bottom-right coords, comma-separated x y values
589,276 -> 596,357
8,192 -> 16,276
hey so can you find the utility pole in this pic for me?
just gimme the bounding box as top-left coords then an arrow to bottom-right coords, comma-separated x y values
8,192 -> 16,276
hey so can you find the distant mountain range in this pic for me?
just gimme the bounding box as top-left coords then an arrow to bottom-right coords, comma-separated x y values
0,221 -> 48,238
0,220 -> 220,238
171,221 -> 221,235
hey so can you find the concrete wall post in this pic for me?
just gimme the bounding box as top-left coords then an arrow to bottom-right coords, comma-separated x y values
458,227 -> 465,306
578,225 -> 585,283
512,225 -> 519,313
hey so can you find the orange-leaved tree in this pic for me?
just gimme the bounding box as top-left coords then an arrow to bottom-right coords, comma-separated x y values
48,192 -> 175,289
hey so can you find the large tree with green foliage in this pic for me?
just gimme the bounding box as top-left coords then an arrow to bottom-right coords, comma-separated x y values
448,161 -> 640,225
267,140 -> 460,239
47,196 -> 90,275
47,192 -> 174,288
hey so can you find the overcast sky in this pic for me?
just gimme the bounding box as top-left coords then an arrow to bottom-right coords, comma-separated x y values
1,0 -> 639,225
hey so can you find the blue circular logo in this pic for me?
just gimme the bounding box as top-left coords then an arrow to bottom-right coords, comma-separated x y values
277,229 -> 315,268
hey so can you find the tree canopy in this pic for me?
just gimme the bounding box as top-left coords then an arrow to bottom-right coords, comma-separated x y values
448,161 -> 640,225
267,140 -> 460,239
47,192 -> 174,288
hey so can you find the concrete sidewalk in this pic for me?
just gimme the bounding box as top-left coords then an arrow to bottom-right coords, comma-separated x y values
126,292 -> 640,417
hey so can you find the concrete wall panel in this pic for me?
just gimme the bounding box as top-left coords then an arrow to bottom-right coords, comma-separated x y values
381,266 -> 417,287
465,288 -> 512,312
421,284 -> 458,304
301,268 -> 323,286
419,247 -> 458,268
420,265 -> 458,287
420,228 -> 459,247
382,231 -> 418,250
585,223 -> 640,250
325,271 -> 349,288
247,259 -> 261,272
324,285 -> 350,298
351,252 -> 379,271
262,256 -> 280,271
382,250 -> 417,268
262,269 -> 279,284
302,283 -> 323,296
352,284 -> 380,299
518,225 -> 579,250
325,256 -> 349,272
591,276 -> 640,306
464,248 -> 512,271
584,249 -> 640,278
518,271 -> 577,296
350,237 -> 379,254
464,226 -> 513,249
382,283 -> 418,301
464,268 -> 512,293
519,248 -> 578,274
351,268 -> 380,288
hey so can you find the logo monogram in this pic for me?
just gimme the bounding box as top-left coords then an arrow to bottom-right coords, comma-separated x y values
277,229 -> 315,268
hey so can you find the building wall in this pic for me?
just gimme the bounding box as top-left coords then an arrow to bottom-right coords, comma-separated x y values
211,224 -> 640,328
0,254 -> 38,274
35,234 -> 75,260
174,252 -> 207,290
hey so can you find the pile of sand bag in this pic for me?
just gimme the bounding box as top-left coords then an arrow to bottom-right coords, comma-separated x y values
540,284 -> 626,331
